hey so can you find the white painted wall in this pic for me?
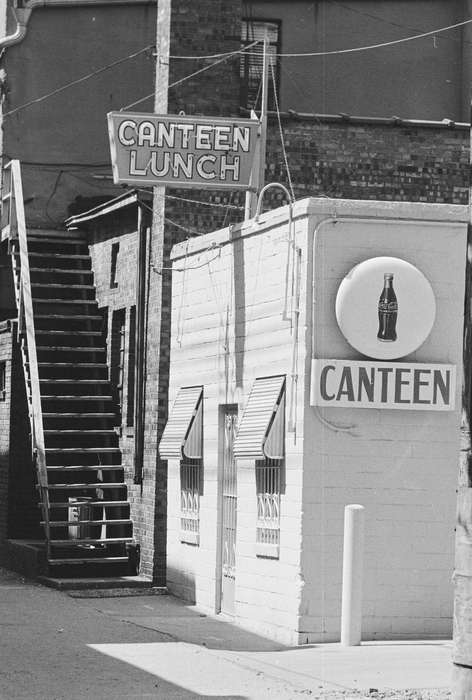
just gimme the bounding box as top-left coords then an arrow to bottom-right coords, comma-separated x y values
301,200 -> 468,643
166,198 -> 468,645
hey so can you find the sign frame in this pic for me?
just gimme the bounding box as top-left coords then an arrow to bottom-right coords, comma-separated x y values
107,111 -> 260,190
310,359 -> 456,411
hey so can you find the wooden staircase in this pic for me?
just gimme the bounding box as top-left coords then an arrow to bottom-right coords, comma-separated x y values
3,160 -> 137,577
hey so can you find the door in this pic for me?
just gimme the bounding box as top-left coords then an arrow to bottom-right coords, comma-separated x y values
220,407 -> 238,614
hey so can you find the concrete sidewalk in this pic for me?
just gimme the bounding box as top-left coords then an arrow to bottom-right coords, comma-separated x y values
77,589 -> 453,698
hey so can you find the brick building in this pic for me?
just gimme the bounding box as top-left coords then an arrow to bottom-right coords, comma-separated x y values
0,0 -> 470,586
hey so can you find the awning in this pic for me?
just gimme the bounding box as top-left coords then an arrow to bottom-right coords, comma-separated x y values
159,386 -> 203,460
233,375 -> 286,460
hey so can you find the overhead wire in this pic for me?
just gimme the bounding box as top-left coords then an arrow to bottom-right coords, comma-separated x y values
121,40 -> 260,111
3,44 -> 154,119
242,17 -> 472,57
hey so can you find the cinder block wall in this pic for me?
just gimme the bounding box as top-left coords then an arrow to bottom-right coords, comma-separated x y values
301,200 -> 468,642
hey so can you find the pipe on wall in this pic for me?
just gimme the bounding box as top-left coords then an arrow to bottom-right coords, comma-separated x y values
1,0 -> 156,49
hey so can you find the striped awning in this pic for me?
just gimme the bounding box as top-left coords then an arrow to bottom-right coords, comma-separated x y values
159,386 -> 203,460
233,375 -> 286,460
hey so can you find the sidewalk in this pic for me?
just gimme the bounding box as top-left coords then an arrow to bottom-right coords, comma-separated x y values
77,586 -> 453,699
0,567 -> 452,699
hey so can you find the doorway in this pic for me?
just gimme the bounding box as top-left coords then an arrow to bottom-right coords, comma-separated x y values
219,406 -> 238,614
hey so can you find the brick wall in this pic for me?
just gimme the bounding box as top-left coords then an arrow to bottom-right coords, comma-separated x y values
164,116 -> 470,239
0,322 -> 12,557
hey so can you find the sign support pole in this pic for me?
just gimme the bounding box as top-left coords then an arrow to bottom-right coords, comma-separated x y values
245,30 -> 269,220
134,0 -> 171,487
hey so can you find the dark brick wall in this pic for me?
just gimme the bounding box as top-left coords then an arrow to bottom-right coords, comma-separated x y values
0,323 -> 12,557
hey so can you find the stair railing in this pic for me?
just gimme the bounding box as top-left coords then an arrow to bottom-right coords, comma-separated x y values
2,159 -> 50,550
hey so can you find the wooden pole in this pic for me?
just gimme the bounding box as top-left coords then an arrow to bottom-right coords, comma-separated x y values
244,30 -> 269,220
452,97 -> 472,698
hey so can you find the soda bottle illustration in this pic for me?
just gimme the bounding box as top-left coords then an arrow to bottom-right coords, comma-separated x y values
377,273 -> 398,341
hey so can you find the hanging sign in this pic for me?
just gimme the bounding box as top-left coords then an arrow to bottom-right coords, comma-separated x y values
107,112 -> 259,189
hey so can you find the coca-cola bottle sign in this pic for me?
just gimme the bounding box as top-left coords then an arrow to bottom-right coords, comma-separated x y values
335,256 -> 436,360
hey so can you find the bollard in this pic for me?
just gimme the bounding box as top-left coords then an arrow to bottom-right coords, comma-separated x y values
340,504 -> 365,646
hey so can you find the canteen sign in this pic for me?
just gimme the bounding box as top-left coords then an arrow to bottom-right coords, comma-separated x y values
310,360 -> 456,411
108,112 -> 259,189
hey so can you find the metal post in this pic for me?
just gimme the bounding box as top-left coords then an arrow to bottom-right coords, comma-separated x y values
340,504 -> 365,646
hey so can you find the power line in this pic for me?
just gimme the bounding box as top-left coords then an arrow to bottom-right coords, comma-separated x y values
245,17 -> 472,57
121,40 -> 260,111
3,45 -> 154,119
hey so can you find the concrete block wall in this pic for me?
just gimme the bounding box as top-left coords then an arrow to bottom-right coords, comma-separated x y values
166,210 -> 310,644
300,199 -> 468,642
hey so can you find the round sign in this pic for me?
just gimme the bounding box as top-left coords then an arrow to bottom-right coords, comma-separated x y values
335,256 -> 436,360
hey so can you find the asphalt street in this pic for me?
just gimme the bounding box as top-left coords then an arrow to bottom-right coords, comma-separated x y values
0,568 -> 453,700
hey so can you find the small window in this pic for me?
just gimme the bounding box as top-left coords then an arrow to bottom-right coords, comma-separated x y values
110,308 -> 126,421
240,18 -> 281,111
110,242 -> 119,289
126,306 -> 136,428
0,361 -> 6,401
180,458 -> 203,545
256,457 -> 283,558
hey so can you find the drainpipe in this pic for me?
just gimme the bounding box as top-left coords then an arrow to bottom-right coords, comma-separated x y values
1,0 -> 155,49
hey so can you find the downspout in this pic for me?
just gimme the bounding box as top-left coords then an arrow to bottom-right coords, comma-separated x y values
134,202 -> 148,485
1,0 -> 156,49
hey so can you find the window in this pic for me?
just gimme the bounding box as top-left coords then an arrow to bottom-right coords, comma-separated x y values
110,308 -> 126,421
240,18 -> 280,111
126,306 -> 136,428
233,375 -> 285,558
160,386 -> 204,545
110,242 -> 119,289
0,361 -> 5,401
256,457 -> 283,554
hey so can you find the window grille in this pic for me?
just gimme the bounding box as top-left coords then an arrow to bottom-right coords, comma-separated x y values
180,458 -> 202,545
256,457 -> 282,555
240,19 -> 280,111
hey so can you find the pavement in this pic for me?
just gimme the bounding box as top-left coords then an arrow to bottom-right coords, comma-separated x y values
0,567 -> 453,699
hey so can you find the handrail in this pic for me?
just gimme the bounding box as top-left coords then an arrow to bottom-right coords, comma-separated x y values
3,160 -> 50,542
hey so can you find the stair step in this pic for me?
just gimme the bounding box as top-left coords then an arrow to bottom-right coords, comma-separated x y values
49,500 -> 129,508
32,284 -> 94,290
42,395 -> 114,401
35,314 -> 102,321
46,447 -> 120,453
37,346 -> 105,353
30,267 -> 92,275
48,557 -> 129,565
37,362 -> 107,368
27,236 -> 86,245
37,330 -> 102,337
25,253 -> 91,260
33,299 -> 97,305
47,465 -> 123,471
43,413 -> 116,419
46,483 -> 125,490
49,538 -> 133,546
45,519 -> 132,527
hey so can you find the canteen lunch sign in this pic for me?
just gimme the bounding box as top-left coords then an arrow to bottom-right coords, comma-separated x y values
108,112 -> 259,189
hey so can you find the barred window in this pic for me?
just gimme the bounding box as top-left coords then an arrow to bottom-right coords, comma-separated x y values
256,457 -> 283,557
180,458 -> 202,545
240,19 -> 280,111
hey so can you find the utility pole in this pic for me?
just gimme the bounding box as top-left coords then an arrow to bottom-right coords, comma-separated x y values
452,102 -> 472,698
244,30 -> 269,220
